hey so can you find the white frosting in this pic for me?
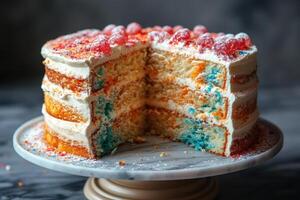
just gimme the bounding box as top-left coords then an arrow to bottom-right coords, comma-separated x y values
45,91 -> 91,120
42,76 -> 89,100
43,105 -> 92,148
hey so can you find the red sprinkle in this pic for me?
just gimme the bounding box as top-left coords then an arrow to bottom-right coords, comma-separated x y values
89,35 -> 111,55
46,147 -> 55,151
109,26 -> 128,45
59,151 -> 67,156
126,22 -> 142,35
193,25 -> 208,35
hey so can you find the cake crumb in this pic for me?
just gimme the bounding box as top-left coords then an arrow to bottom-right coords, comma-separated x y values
17,180 -> 24,188
119,160 -> 126,167
160,152 -> 168,157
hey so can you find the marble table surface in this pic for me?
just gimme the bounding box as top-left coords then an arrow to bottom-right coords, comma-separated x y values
1,83 -> 300,199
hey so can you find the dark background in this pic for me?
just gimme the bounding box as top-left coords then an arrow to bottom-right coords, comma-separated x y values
2,0 -> 300,87
1,0 -> 300,199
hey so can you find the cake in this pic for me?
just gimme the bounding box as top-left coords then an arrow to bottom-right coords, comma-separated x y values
41,23 -> 258,158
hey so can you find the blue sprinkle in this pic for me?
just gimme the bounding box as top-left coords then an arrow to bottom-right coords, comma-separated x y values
205,66 -> 221,86
239,51 -> 248,55
188,107 -> 196,115
179,118 -> 213,151
204,84 -> 213,93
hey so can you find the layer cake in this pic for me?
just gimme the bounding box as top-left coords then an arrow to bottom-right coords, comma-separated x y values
41,23 -> 258,158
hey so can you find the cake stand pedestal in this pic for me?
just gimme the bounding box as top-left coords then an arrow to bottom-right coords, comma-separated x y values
13,117 -> 283,200
83,177 -> 218,200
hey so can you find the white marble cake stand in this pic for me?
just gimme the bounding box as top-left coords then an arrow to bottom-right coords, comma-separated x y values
13,116 -> 283,200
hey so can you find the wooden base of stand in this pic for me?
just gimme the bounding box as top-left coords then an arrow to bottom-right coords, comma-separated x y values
84,177 -> 218,200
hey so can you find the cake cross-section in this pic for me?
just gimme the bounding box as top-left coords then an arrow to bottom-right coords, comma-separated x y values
41,23 -> 258,158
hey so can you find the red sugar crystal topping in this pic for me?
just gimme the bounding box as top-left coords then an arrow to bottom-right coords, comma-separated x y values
103,24 -> 116,35
109,26 -> 128,45
126,22 -> 142,35
88,34 -> 111,55
213,35 -> 239,57
170,28 -> 191,44
45,23 -> 253,61
109,32 -> 127,46
196,33 -> 215,52
149,31 -> 170,43
235,33 -> 252,50
193,25 -> 208,35
211,33 -> 253,57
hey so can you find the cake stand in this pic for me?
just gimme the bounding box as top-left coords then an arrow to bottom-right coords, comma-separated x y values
13,116 -> 283,200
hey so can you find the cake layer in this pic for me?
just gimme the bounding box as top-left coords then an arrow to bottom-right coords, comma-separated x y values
43,58 -> 90,79
42,105 -> 92,149
231,70 -> 258,92
42,76 -> 88,100
147,49 -> 227,89
91,49 -> 146,93
44,93 -> 87,122
146,107 -> 228,155
91,107 -> 145,157
44,124 -> 92,158
230,52 -> 258,92
147,47 -> 257,93
146,80 -> 228,120
233,91 -> 257,122
92,79 -> 145,121
45,66 -> 88,93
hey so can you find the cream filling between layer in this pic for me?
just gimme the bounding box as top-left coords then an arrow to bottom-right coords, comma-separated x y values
42,76 -> 89,100
42,105 -> 93,149
44,58 -> 90,79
